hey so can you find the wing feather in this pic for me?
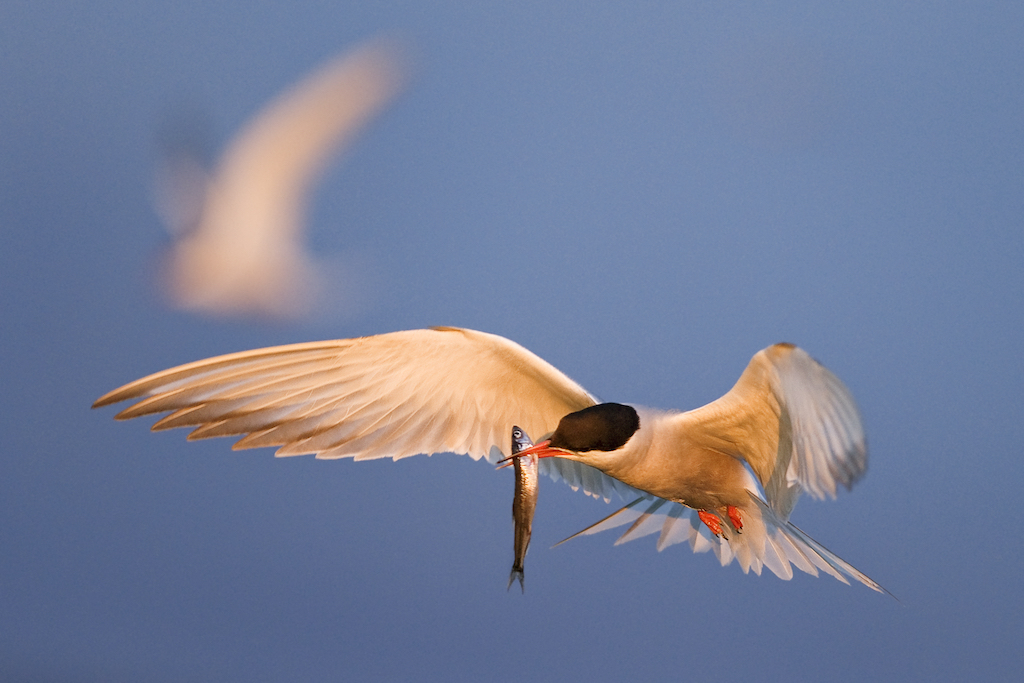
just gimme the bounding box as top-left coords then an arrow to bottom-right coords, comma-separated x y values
675,343 -> 866,518
96,328 -> 631,499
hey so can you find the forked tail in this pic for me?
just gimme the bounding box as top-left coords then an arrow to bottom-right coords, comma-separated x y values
507,566 -> 525,593
556,494 -> 890,595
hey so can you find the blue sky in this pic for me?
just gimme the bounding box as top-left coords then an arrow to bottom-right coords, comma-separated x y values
2,2 -> 1023,681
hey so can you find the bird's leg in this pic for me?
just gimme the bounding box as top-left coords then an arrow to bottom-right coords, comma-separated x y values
697,510 -> 723,537
726,505 -> 743,532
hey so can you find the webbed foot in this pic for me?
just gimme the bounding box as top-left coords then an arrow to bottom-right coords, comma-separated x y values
726,505 -> 743,533
697,510 -> 723,536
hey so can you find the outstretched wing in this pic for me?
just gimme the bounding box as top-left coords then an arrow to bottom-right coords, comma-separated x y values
94,327 -> 597,465
95,326 -> 634,505
678,343 -> 867,518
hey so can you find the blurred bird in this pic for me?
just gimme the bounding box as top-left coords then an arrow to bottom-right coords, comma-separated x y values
93,326 -> 886,593
154,38 -> 406,319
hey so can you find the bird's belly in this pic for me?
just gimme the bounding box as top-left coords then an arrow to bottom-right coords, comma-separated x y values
617,447 -> 749,511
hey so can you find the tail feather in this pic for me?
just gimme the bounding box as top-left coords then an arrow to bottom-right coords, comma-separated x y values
655,504 -> 695,551
552,498 -> 646,547
557,494 -> 888,594
612,498 -> 667,547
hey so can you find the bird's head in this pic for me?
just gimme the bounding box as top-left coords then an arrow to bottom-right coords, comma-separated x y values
500,403 -> 641,470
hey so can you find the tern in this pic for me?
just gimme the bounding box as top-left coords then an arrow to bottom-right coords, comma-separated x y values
155,38 -> 405,319
93,326 -> 885,592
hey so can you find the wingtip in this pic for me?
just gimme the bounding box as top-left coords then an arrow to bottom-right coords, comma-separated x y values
93,389 -> 127,411
94,379 -> 155,412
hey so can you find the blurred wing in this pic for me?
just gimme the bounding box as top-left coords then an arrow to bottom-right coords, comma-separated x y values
94,327 -> 599,467
162,38 -> 406,317
679,344 -> 866,518
204,37 -> 406,244
768,345 -> 867,501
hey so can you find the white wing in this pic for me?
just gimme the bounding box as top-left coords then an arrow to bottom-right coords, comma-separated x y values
161,38 -> 406,318
679,343 -> 867,518
768,345 -> 867,502
540,456 -> 646,503
95,328 -> 629,501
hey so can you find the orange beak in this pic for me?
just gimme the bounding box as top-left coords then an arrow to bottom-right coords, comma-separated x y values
496,439 -> 573,468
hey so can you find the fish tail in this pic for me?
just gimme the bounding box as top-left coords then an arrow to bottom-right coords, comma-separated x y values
507,565 -> 525,592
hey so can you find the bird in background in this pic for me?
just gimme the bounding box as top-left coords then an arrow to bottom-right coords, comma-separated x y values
93,327 -> 887,593
154,37 -> 406,319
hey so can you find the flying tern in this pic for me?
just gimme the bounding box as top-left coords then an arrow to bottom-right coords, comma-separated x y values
156,38 -> 405,319
93,326 -> 885,592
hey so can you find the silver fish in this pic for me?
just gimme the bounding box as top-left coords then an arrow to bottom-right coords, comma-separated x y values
508,425 -> 538,592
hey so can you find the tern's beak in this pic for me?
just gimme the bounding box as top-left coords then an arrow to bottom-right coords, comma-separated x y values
496,439 -> 572,468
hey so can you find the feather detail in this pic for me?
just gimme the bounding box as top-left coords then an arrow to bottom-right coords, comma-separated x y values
557,493 -> 888,594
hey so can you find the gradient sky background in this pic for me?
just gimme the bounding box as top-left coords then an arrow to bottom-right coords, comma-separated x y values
3,2 -> 1023,681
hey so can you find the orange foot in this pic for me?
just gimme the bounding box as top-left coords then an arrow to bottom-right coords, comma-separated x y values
697,510 -> 723,536
726,505 -> 743,532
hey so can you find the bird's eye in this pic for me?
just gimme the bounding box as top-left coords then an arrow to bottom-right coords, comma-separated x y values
512,427 -> 522,438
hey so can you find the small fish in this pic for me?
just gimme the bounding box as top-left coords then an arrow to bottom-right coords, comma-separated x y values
508,425 -> 539,592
